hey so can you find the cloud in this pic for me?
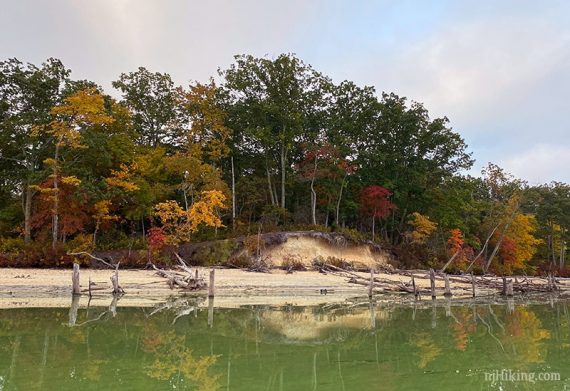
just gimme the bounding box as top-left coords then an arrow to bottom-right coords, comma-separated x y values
356,12 -> 570,128
501,144 -> 570,184
1,0 -> 322,89
341,7 -> 570,183
1,1 -> 569,184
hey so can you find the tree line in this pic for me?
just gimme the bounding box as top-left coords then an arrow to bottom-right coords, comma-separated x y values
0,54 -> 568,274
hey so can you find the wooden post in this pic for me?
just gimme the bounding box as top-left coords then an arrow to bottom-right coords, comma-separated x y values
110,271 -> 124,295
443,274 -> 452,297
195,269 -> 199,280
88,276 -> 93,298
429,269 -> 436,299
506,279 -> 514,296
208,296 -> 214,327
502,276 -> 507,296
208,269 -> 215,298
471,273 -> 476,298
72,263 -> 81,295
411,275 -> 418,299
368,268 -> 374,298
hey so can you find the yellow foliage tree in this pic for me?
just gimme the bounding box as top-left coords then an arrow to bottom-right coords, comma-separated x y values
105,162 -> 140,192
35,88 -> 114,249
92,200 -> 117,245
188,190 -> 227,232
179,81 -> 231,161
504,213 -> 542,272
407,212 -> 437,244
152,190 -> 227,244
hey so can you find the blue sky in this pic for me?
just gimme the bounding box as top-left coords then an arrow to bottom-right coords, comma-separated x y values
2,0 -> 569,183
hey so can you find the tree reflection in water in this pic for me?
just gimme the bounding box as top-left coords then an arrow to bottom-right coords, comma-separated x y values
0,297 -> 567,390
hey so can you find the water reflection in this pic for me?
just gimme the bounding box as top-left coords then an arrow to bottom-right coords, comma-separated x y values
0,297 -> 568,390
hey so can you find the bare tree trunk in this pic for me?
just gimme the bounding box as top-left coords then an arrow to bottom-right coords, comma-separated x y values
52,142 -> 60,250
93,222 -> 99,247
551,222 -> 557,267
231,156 -> 236,230
266,164 -> 276,206
560,227 -> 566,271
310,156 -> 318,225
484,207 -> 518,273
280,145 -> 286,209
335,172 -> 347,226
183,187 -> 189,212
466,224 -> 499,272
371,213 -> 375,242
24,184 -> 33,243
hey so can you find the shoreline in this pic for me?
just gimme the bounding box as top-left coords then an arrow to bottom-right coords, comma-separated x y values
1,267 -> 567,309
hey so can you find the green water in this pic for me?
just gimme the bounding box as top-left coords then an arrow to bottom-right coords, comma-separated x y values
0,297 -> 569,390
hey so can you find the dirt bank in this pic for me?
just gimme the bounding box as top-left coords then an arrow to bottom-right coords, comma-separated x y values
266,235 -> 389,268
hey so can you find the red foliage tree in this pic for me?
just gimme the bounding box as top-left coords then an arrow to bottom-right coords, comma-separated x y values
500,236 -> 518,274
30,179 -> 90,243
147,227 -> 167,252
359,185 -> 396,241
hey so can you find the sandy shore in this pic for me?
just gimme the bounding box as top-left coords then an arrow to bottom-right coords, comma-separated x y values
0,267 -> 563,309
0,267 -> 382,308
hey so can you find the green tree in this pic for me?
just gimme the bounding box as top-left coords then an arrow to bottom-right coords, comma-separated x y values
356,93 -> 473,244
220,53 -> 330,211
0,58 -> 70,241
113,67 -> 180,147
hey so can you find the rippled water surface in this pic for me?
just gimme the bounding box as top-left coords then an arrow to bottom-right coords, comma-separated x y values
0,296 -> 569,390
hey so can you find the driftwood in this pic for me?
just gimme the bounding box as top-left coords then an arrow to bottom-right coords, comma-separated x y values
151,253 -> 207,290
321,262 -> 568,297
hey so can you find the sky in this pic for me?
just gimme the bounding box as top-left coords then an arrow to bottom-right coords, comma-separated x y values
1,0 -> 569,184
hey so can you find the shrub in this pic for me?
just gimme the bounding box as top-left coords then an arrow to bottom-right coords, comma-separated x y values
66,233 -> 94,253
282,254 -> 307,271
0,237 -> 26,254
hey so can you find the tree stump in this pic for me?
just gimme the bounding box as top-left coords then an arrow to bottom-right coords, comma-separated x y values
110,271 -> 125,295
72,263 -> 81,295
506,279 -> 514,297
443,274 -> 453,297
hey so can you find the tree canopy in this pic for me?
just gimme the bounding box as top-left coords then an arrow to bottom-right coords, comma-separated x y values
0,54 -> 568,275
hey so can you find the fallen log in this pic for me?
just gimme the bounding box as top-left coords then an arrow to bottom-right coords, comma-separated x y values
151,262 -> 207,291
